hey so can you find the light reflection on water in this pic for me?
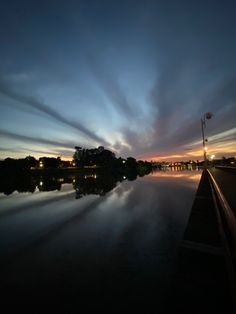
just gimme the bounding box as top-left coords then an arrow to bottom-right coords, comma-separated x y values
148,169 -> 202,180
0,170 -> 201,311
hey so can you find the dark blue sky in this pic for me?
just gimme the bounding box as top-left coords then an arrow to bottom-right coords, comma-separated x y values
0,0 -> 236,160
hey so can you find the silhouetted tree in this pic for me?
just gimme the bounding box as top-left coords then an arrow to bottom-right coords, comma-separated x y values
39,157 -> 60,168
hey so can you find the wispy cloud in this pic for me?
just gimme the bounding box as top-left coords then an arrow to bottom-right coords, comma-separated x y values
85,49 -> 135,118
0,128 -> 75,150
132,65 -> 236,159
74,19 -> 136,119
0,79 -> 109,146
188,127 -> 236,147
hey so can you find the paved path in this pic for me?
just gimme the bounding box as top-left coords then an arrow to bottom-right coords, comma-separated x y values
210,167 -> 236,213
169,170 -> 234,313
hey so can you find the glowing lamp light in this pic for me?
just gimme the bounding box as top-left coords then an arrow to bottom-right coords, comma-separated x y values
123,176 -> 126,180
210,154 -> 215,160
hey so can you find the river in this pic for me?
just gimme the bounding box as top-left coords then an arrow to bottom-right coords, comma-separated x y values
0,169 -> 201,313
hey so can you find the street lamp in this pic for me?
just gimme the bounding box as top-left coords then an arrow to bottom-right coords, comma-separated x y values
201,112 -> 213,167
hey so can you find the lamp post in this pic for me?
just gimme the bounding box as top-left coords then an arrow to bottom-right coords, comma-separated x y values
201,112 -> 213,167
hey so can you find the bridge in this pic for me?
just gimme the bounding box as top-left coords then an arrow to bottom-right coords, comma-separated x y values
170,166 -> 236,313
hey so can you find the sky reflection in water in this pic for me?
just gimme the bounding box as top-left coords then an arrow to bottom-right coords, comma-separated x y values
0,170 -> 201,311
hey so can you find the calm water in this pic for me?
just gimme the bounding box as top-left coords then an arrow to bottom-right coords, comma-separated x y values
0,170 -> 201,312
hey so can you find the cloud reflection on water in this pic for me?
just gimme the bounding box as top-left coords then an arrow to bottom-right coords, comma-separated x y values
0,170 -> 201,311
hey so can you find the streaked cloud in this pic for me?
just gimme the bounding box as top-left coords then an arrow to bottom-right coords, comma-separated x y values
0,129 -> 74,150
0,0 -> 236,160
0,79 -> 109,146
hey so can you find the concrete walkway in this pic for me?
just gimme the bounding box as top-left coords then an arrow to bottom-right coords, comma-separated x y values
210,167 -> 236,214
169,170 -> 234,313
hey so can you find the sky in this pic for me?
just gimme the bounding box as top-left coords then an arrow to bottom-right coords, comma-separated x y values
0,0 -> 236,161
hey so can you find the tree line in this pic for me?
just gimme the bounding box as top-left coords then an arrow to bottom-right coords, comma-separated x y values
0,146 -> 153,175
